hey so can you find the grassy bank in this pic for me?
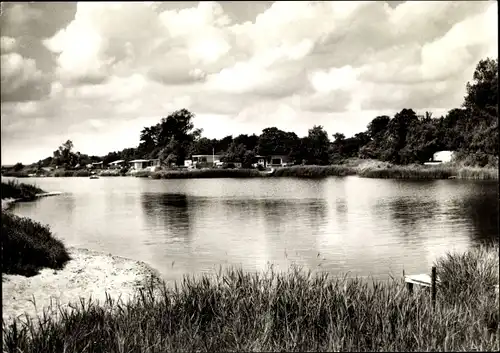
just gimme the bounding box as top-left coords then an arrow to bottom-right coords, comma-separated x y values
273,165 -> 357,177
3,161 -> 498,180
358,165 -> 499,180
1,180 -> 45,201
2,212 -> 71,277
3,246 -> 498,352
147,168 -> 263,179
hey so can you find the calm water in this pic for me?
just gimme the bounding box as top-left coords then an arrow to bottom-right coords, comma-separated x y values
7,176 -> 498,282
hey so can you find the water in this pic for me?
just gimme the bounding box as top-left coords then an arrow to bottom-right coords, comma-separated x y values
7,176 -> 498,283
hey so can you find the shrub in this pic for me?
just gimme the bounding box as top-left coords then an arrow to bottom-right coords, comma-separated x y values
1,180 -> 45,201
1,212 -> 71,277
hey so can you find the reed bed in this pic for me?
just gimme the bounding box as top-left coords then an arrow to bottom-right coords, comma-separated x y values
357,165 -> 498,180
3,246 -> 498,352
273,165 -> 357,178
150,168 -> 262,179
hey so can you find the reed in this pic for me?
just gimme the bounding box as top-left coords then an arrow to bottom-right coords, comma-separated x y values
357,165 -> 498,180
273,165 -> 357,178
150,168 -> 262,179
3,246 -> 498,352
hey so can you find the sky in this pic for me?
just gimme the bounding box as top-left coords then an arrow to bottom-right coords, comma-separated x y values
1,1 -> 498,165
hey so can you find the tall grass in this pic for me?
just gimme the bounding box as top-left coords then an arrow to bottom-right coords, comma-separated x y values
150,168 -> 262,179
1,180 -> 45,201
357,165 -> 498,180
2,212 -> 71,277
3,246 -> 498,352
273,165 -> 357,178
53,170 -> 92,177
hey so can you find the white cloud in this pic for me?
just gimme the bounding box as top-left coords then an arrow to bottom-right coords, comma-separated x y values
1,1 -> 498,164
1,53 -> 44,98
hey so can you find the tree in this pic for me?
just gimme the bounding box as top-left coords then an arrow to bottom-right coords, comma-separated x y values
257,127 -> 298,156
52,140 -> 77,167
221,142 -> 247,163
463,57 -> 498,115
305,125 -> 330,165
139,109 -> 199,166
381,109 -> 419,164
367,115 -> 390,139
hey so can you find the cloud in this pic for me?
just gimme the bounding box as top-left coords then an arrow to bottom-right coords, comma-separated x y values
0,53 -> 50,102
1,1 -> 498,164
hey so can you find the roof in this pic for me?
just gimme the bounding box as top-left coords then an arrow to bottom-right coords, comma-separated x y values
129,159 -> 149,163
109,160 -> 125,164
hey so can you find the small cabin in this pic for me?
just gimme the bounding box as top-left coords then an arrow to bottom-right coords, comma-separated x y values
424,151 -> 454,165
129,159 -> 150,170
108,160 -> 125,169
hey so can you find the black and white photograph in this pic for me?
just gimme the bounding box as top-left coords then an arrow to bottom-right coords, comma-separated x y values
1,1 -> 498,351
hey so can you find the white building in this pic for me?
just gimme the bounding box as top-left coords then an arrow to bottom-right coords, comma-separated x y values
424,151 -> 454,165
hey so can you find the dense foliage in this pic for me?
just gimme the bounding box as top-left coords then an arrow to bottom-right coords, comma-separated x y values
1,180 -> 45,201
6,57 -> 497,171
2,212 -> 71,277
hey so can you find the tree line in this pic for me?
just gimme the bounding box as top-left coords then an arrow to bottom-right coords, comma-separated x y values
27,57 -> 498,170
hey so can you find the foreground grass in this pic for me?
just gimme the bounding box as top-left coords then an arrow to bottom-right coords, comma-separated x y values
3,246 -> 498,352
2,212 -> 71,277
1,180 -> 45,201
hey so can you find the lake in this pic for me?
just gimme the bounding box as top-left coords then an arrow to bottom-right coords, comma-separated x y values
7,176 -> 498,283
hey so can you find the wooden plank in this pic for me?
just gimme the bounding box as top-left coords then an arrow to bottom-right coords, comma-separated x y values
405,274 -> 433,287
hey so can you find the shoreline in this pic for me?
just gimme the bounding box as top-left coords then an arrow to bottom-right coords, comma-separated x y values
1,192 -> 63,211
3,163 -> 498,180
2,246 -> 162,326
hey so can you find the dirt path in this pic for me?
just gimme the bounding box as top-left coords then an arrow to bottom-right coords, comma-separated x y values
2,247 -> 162,326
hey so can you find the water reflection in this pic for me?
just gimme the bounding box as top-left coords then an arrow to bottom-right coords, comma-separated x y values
9,176 -> 498,283
449,185 -> 499,244
141,193 -> 192,242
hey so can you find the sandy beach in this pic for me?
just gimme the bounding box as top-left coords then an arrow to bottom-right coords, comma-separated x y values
2,247 -> 162,326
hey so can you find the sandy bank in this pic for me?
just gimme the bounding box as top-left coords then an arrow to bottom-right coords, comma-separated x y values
2,247 -> 162,326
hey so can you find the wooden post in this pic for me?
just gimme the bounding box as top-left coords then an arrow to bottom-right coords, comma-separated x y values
431,266 -> 437,308
407,282 -> 413,294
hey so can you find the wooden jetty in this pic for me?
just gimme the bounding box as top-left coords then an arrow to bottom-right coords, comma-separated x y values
405,267 -> 499,307
405,266 -> 439,307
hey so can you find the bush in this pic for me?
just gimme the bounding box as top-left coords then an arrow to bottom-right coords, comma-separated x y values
1,171 -> 30,178
1,212 -> 71,277
1,180 -> 45,201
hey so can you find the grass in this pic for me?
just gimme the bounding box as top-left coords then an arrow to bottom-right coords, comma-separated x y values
1,180 -> 45,201
1,212 -> 71,277
149,168 -> 263,179
357,164 -> 498,180
273,165 -> 357,178
2,246 -> 498,352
